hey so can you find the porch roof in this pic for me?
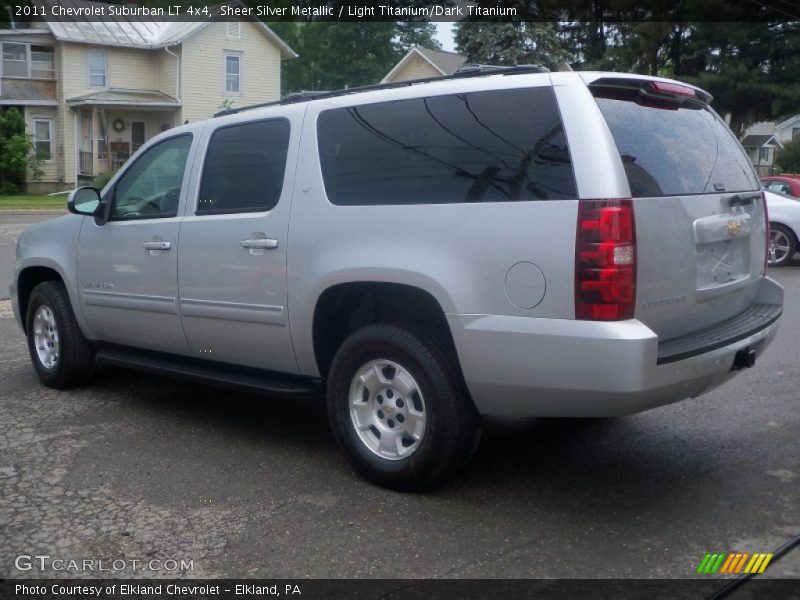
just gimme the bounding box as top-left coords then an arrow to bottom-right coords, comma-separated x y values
66,88 -> 181,109
741,134 -> 782,149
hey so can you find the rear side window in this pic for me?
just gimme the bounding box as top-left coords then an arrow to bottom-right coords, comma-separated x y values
317,87 -> 577,205
594,94 -> 758,198
197,119 -> 290,215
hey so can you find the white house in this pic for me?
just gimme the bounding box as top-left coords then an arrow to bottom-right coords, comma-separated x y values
774,114 -> 800,145
740,134 -> 783,177
0,0 -> 296,192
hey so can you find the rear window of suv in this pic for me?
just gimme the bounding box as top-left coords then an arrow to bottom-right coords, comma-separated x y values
593,89 -> 758,198
317,87 -> 577,205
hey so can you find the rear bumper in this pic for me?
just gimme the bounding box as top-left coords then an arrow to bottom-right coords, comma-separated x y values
447,277 -> 783,417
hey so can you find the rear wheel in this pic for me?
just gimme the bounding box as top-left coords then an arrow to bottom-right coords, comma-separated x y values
769,223 -> 797,266
326,323 -> 481,491
26,281 -> 95,389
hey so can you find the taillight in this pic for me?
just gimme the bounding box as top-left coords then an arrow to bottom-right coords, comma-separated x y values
575,199 -> 636,320
763,191 -> 770,275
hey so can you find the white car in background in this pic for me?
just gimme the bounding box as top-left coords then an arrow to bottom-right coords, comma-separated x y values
766,189 -> 800,266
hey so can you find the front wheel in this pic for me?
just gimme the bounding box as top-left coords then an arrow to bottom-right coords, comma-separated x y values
26,281 -> 95,389
326,324 -> 481,491
769,223 -> 797,266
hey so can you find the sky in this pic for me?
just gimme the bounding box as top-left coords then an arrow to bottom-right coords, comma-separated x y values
435,22 -> 457,52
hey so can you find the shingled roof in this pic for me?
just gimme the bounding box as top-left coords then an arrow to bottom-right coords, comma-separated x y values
741,134 -> 781,148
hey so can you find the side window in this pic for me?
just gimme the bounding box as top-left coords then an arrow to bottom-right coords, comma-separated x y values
767,181 -> 789,194
317,87 -> 577,205
196,119 -> 290,215
109,135 -> 192,221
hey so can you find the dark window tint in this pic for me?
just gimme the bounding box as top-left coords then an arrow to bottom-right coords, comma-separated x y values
593,95 -> 758,197
317,87 -> 576,205
110,134 -> 192,221
197,119 -> 290,215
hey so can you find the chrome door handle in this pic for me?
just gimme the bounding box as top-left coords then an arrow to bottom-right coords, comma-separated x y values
241,239 -> 278,249
143,241 -> 171,251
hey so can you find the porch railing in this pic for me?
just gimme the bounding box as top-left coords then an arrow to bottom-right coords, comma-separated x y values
79,151 -> 93,176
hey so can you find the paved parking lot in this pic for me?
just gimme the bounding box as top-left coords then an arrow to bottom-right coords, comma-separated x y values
1,213 -> 798,580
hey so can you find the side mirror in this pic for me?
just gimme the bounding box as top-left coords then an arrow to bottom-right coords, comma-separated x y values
67,186 -> 101,216
67,186 -> 110,225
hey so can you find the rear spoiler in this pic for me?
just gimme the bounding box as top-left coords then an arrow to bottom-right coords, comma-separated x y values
589,77 -> 712,109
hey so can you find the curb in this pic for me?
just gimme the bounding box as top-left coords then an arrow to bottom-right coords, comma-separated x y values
0,210 -> 67,216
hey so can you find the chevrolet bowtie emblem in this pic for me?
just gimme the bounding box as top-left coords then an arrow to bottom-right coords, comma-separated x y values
727,219 -> 742,237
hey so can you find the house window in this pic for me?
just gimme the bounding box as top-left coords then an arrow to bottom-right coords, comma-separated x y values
224,53 -> 241,94
97,134 -> 107,160
1,43 -> 55,79
227,22 -> 241,38
2,42 -> 28,77
88,50 -> 107,87
759,147 -> 772,164
793,127 -> 800,140
30,46 -> 55,78
33,119 -> 53,161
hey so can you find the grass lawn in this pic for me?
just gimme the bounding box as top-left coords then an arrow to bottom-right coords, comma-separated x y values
0,194 -> 68,210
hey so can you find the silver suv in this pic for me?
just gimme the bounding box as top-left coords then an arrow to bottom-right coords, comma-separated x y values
11,69 -> 784,490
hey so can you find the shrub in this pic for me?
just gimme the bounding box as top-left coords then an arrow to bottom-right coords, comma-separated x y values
92,170 -> 116,190
0,181 -> 19,195
0,108 -> 43,188
776,137 -> 800,174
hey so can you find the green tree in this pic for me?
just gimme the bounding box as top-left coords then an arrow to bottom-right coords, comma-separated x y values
682,22 -> 800,137
0,108 -> 42,194
269,22 -> 440,94
454,22 -> 570,70
776,138 -> 800,174
556,2 -> 800,136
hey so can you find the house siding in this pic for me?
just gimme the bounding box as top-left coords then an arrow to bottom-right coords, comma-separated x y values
180,21 -> 281,123
60,43 -> 157,99
386,58 -> 441,82
157,45 -> 180,109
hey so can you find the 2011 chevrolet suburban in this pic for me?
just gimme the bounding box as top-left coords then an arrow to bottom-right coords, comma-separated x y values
11,68 -> 784,490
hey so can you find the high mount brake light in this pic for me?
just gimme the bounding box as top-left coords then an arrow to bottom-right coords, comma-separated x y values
649,81 -> 696,97
575,199 -> 637,321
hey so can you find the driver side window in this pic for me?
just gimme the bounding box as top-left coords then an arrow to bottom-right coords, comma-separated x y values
109,134 -> 192,221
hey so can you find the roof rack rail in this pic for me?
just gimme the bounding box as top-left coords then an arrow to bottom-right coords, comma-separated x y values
214,64 -> 550,117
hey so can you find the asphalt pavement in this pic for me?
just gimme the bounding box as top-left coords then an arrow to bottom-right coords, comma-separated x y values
0,214 -> 798,580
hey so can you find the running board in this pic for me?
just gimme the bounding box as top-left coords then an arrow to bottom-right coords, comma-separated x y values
95,347 -> 321,398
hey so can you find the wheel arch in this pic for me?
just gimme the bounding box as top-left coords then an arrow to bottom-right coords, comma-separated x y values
17,265 -> 66,331
770,220 -> 800,243
311,281 -> 462,381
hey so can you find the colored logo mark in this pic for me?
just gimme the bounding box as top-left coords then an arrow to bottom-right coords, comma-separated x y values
696,552 -> 773,575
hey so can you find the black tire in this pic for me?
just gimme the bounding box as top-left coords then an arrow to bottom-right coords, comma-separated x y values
769,223 -> 797,267
326,323 -> 481,491
25,281 -> 95,389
